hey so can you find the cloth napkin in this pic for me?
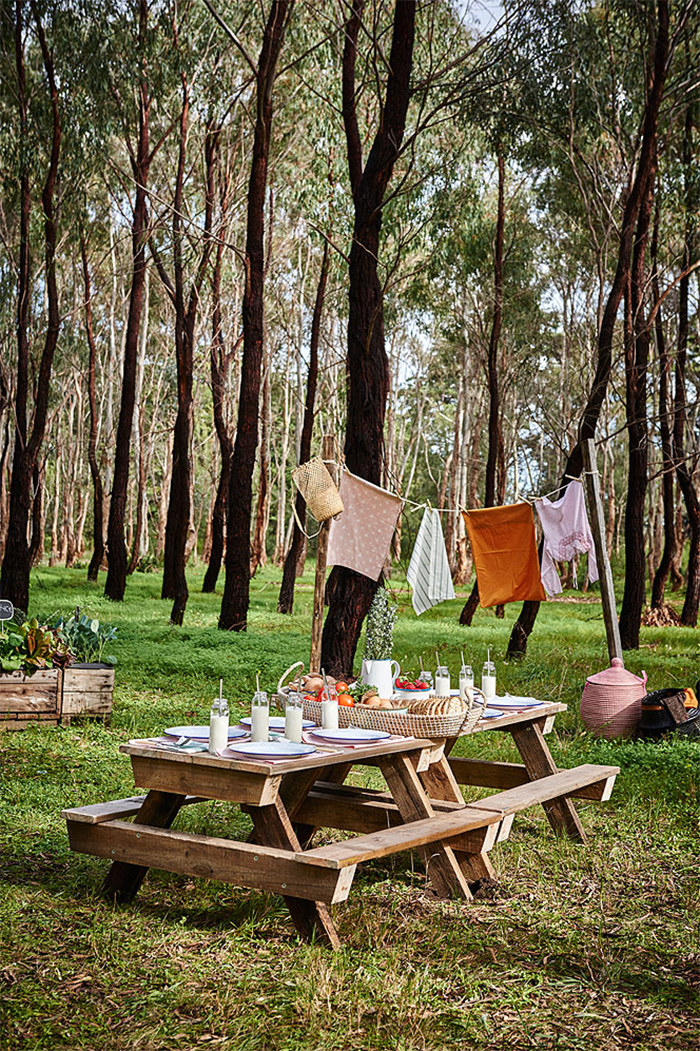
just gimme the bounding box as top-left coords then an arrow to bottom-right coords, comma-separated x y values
535,480 -> 599,596
327,469 -> 403,581
407,507 -> 455,615
463,502 -> 547,607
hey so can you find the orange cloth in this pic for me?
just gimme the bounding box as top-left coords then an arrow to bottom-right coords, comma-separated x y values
463,503 -> 547,608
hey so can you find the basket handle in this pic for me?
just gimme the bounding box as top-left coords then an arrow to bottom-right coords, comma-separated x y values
277,661 -> 304,696
457,686 -> 486,735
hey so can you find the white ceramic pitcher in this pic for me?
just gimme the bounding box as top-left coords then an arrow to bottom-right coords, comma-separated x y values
361,658 -> 401,698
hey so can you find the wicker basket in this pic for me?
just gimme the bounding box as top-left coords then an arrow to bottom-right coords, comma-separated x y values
580,658 -> 647,739
292,694 -> 483,738
291,457 -> 343,523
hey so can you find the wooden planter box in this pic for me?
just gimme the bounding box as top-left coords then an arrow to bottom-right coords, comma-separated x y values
0,668 -> 62,730
60,663 -> 115,725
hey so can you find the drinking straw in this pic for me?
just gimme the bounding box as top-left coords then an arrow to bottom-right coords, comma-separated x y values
219,678 -> 223,702
322,667 -> 330,699
435,650 -> 439,670
419,656 -> 425,674
487,647 -> 491,666
256,672 -> 261,695
461,651 -> 466,669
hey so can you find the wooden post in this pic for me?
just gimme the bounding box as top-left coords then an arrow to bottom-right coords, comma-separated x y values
582,438 -> 623,664
310,435 -> 336,674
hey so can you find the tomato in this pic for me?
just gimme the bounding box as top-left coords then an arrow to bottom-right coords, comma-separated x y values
337,693 -> 354,707
335,681 -> 349,693
304,693 -> 321,702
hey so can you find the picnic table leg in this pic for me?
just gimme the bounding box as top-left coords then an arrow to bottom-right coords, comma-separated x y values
510,720 -> 587,843
378,753 -> 472,901
248,795 -> 342,948
288,762 -> 354,850
101,789 -> 185,903
418,756 -> 497,884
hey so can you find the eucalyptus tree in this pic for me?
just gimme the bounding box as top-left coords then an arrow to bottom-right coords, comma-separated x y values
0,0 -> 63,612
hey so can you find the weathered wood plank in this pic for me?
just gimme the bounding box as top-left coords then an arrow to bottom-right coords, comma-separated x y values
418,755 -> 497,883
300,806 -> 503,869
468,764 -> 619,818
448,757 -> 618,801
510,722 -> 589,841
130,754 -> 282,807
0,669 -> 61,714
69,819 -> 356,904
63,794 -> 204,825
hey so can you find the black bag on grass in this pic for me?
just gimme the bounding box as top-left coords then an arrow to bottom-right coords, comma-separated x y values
638,688 -> 700,739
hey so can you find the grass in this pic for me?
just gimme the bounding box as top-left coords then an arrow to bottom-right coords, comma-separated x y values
1,563 -> 699,1050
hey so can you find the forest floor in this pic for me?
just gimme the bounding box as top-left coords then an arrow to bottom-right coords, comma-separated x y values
1,565 -> 699,1051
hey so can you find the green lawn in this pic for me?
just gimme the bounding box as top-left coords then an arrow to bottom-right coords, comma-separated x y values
1,565 -> 699,1051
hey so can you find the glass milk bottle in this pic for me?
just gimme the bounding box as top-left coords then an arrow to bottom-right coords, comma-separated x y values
284,692 -> 304,743
459,664 -> 474,704
435,665 -> 451,699
321,685 -> 339,729
481,658 -> 497,700
251,690 -> 269,742
208,695 -> 229,754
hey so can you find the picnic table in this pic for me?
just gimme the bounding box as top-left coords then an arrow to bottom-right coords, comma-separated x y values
63,702 -> 619,947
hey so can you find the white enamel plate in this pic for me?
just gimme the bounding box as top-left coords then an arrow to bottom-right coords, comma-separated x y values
164,725 -> 248,741
225,740 -> 316,759
493,696 -> 544,709
311,727 -> 391,743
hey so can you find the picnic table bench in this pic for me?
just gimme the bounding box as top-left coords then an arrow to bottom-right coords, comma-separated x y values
63,702 -> 618,947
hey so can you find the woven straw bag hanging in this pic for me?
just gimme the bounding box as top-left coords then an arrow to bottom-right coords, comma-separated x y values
291,456 -> 344,526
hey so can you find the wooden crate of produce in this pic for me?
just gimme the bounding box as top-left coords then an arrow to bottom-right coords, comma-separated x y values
0,669 -> 62,729
60,664 -> 115,724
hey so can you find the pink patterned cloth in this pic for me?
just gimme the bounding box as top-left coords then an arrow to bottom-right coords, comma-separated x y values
327,469 -> 403,581
536,480 -> 599,596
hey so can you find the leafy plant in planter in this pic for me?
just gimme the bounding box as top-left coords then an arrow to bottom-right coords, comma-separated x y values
51,611 -> 118,666
363,587 -> 397,661
0,618 -> 70,672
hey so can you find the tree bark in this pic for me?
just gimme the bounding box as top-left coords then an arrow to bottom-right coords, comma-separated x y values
1,2 -> 61,612
105,0 -> 151,602
321,0 -> 415,675
673,102 -> 700,626
278,241 -> 329,614
507,0 -> 669,657
81,235 -> 106,581
220,0 -> 294,631
650,204 -> 676,608
460,148 -> 506,628
619,140 -> 656,649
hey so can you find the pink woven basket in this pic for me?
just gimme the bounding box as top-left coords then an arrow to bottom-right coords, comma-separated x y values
580,658 -> 647,739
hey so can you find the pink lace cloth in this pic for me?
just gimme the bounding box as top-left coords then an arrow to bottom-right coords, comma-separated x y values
535,480 -> 599,596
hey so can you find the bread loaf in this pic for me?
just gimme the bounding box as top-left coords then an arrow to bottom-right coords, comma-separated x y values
408,696 -> 467,717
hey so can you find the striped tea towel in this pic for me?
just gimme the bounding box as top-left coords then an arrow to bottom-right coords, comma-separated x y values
407,507 -> 455,615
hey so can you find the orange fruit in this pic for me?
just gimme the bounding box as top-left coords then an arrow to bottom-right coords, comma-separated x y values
337,693 -> 354,707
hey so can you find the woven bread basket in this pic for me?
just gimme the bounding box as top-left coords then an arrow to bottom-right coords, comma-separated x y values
294,691 -> 484,738
291,457 -> 343,523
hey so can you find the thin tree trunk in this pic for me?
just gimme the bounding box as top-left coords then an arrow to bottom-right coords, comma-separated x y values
81,236 -> 106,581
650,203 -> 676,608
461,148 -> 506,628
674,102 -> 700,626
220,0 -> 294,631
1,2 -> 61,612
278,242 -> 329,613
105,0 -> 151,602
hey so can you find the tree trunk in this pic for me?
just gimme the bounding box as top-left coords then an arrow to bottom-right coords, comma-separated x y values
619,139 -> 656,649
321,0 -> 415,675
506,1 -> 669,657
105,0 -> 151,602
460,148 -> 506,628
278,241 -> 329,613
674,102 -> 700,626
81,236 -> 106,581
220,0 -> 294,631
650,204 -> 676,608
1,3 -> 61,612
250,356 -> 271,574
